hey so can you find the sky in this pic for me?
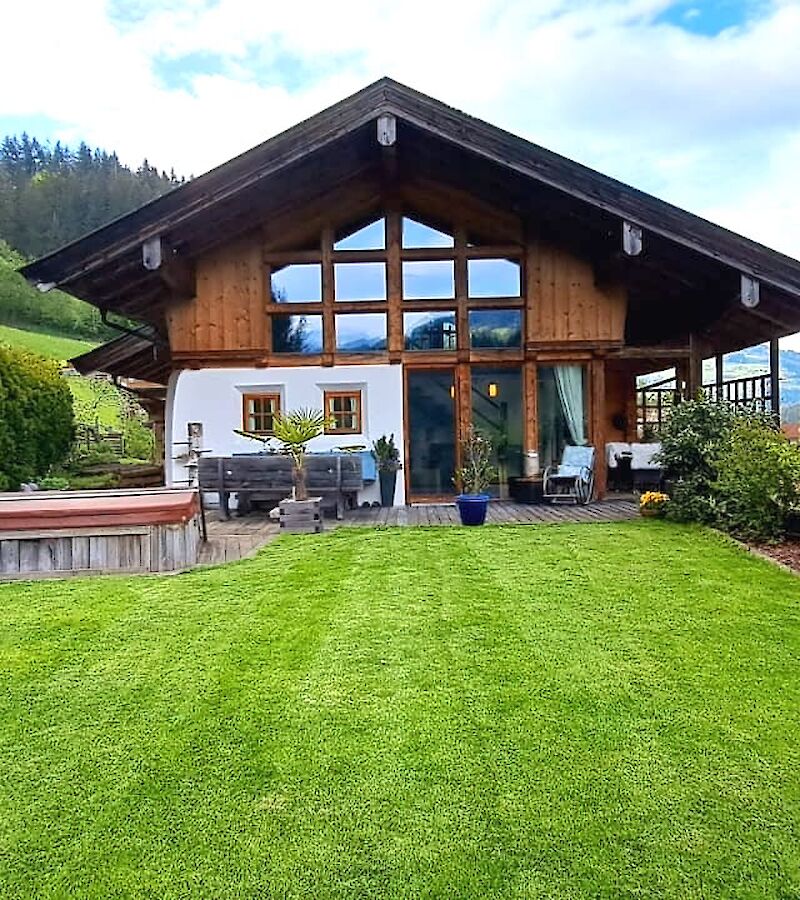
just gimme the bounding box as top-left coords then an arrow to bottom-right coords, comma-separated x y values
4,0 -> 800,349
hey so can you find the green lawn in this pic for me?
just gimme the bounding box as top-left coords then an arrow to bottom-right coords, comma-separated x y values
1,522 -> 799,898
0,323 -> 96,360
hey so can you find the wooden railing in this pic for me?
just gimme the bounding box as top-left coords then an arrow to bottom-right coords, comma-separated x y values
74,423 -> 125,455
702,373 -> 772,412
637,371 -> 775,437
636,376 -> 681,437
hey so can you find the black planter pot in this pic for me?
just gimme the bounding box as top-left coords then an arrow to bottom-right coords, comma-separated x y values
379,470 -> 397,507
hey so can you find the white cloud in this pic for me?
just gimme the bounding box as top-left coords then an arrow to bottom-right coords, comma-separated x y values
3,0 -> 800,275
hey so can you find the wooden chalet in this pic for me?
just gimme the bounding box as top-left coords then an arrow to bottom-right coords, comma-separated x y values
22,79 -> 800,504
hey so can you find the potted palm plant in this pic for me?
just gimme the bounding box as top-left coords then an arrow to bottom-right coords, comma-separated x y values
272,408 -> 332,532
453,427 -> 497,526
372,434 -> 402,506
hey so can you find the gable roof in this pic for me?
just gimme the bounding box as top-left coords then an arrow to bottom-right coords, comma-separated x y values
21,77 -> 800,345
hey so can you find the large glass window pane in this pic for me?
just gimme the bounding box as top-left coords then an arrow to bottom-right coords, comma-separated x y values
335,313 -> 387,352
402,261 -> 455,300
469,309 -> 522,349
402,217 -> 454,249
271,314 -> 323,353
334,218 -> 385,251
407,369 -> 456,496
334,262 -> 386,302
467,258 -> 521,298
471,367 -> 524,497
271,264 -> 321,303
404,311 -> 457,351
538,365 -> 588,467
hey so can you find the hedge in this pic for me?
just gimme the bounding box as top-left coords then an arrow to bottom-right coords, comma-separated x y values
0,345 -> 74,490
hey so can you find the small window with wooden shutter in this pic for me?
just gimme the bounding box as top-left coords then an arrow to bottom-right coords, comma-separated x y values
324,391 -> 362,434
242,393 -> 281,434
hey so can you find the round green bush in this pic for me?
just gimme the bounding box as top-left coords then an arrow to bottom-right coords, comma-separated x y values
715,420 -> 800,542
0,345 -> 74,489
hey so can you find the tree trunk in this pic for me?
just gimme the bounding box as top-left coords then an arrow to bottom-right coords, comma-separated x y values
293,461 -> 307,501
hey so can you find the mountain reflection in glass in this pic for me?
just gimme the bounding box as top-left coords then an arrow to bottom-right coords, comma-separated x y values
335,314 -> 387,352
272,315 -> 323,353
468,309 -> 522,348
404,311 -> 457,350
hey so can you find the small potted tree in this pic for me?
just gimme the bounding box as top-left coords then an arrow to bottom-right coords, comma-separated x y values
272,408 -> 331,532
453,427 -> 497,526
372,434 -> 402,506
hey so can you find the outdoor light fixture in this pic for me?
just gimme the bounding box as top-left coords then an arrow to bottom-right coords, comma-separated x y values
488,382 -> 499,398
449,385 -> 455,399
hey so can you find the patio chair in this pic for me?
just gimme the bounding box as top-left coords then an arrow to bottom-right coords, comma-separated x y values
542,445 -> 595,505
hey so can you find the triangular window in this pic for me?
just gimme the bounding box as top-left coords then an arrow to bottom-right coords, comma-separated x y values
402,217 -> 454,249
334,218 -> 385,251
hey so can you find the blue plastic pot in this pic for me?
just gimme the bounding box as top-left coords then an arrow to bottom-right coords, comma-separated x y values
456,493 -> 490,526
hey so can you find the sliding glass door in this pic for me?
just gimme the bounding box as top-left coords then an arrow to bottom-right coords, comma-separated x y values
470,366 -> 523,497
538,364 -> 589,467
406,369 -> 457,498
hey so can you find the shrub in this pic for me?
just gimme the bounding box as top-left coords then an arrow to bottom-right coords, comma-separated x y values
0,345 -> 74,488
122,416 -> 154,461
70,444 -> 119,468
66,473 -> 119,490
453,427 -> 497,495
39,475 -> 70,490
715,420 -> 800,542
655,396 -> 771,523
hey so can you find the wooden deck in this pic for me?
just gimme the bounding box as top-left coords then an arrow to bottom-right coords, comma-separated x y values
339,499 -> 638,528
199,513 -> 279,566
198,499 -> 638,566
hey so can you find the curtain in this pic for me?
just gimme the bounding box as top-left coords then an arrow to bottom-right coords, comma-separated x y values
554,365 -> 587,445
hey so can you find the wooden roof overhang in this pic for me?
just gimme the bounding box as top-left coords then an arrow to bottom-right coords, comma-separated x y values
22,78 -> 800,358
70,330 -> 172,384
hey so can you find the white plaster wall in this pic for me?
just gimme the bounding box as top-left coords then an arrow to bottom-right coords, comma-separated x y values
167,365 -> 405,505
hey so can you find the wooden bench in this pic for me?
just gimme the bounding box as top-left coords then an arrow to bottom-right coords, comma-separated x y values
198,454 -> 364,520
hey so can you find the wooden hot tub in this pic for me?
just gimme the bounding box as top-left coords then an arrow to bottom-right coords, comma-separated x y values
0,488 -> 201,579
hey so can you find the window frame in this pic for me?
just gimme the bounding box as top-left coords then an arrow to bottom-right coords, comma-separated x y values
242,392 -> 281,435
263,210 -> 525,359
323,390 -> 363,435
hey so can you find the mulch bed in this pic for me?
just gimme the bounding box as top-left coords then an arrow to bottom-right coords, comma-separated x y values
751,539 -> 800,574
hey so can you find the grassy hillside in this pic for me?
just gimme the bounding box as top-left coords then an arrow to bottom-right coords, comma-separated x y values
0,321 -> 124,431
0,323 -> 95,361
0,240 -> 114,341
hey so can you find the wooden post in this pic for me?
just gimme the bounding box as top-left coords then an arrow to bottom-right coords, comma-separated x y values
687,333 -> 703,398
591,357 -> 607,499
455,227 -> 468,358
386,210 -> 403,357
523,359 -> 538,459
715,353 -> 724,400
321,225 -> 335,365
770,337 -> 781,422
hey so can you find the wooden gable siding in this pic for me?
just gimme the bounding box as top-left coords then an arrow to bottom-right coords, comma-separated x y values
527,239 -> 626,346
167,234 -> 266,354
